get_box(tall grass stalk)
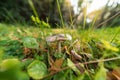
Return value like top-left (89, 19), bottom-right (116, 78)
top-left (88, 12), bottom-right (100, 32)
top-left (56, 0), bottom-right (64, 28)
top-left (83, 0), bottom-right (88, 30)
top-left (28, 0), bottom-right (39, 18)
top-left (110, 28), bottom-right (120, 43)
top-left (69, 7), bottom-right (74, 29)
top-left (90, 15), bottom-right (99, 30)
top-left (28, 0), bottom-right (51, 29)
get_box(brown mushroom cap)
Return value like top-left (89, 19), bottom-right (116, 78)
top-left (46, 34), bottom-right (72, 42)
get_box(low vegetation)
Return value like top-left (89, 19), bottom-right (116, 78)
top-left (0, 23), bottom-right (120, 80)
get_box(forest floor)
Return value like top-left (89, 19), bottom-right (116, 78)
top-left (0, 23), bottom-right (120, 80)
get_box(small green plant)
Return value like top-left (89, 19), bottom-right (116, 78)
top-left (0, 59), bottom-right (29, 80)
top-left (28, 0), bottom-right (50, 28)
top-left (0, 23), bottom-right (120, 79)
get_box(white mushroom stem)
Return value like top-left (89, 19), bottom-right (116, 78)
top-left (58, 41), bottom-right (62, 53)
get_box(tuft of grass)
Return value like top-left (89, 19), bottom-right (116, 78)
top-left (56, 0), bottom-right (65, 28)
top-left (28, 0), bottom-right (39, 18)
top-left (110, 28), bottom-right (120, 43)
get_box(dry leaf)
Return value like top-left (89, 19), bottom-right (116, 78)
top-left (112, 68), bottom-right (120, 80)
top-left (64, 46), bottom-right (70, 54)
top-left (23, 47), bottom-right (31, 55)
top-left (49, 58), bottom-right (64, 73)
top-left (107, 68), bottom-right (120, 80)
top-left (54, 59), bottom-right (64, 69)
top-left (76, 63), bottom-right (85, 74)
top-left (71, 50), bottom-right (82, 61)
top-left (107, 71), bottom-right (117, 80)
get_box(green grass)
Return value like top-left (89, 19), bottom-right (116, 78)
top-left (0, 23), bottom-right (120, 40)
top-left (0, 23), bottom-right (120, 80)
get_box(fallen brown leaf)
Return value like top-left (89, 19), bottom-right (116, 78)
top-left (112, 68), bottom-right (120, 80)
top-left (49, 58), bottom-right (64, 73)
top-left (71, 50), bottom-right (82, 61)
top-left (23, 47), bottom-right (31, 55)
top-left (107, 71), bottom-right (117, 80)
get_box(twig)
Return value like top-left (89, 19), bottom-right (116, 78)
top-left (82, 57), bottom-right (120, 64)
top-left (42, 57), bottom-right (120, 79)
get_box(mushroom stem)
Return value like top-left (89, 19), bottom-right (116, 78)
top-left (58, 41), bottom-right (62, 54)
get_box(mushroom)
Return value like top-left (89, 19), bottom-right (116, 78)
top-left (46, 34), bottom-right (72, 53)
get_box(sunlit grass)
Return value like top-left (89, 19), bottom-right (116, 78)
top-left (0, 23), bottom-right (120, 42)
top-left (0, 23), bottom-right (120, 80)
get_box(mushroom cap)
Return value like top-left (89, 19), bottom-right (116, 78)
top-left (46, 34), bottom-right (72, 42)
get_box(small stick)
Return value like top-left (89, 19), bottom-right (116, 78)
top-left (41, 57), bottom-right (120, 79)
top-left (82, 57), bottom-right (120, 65)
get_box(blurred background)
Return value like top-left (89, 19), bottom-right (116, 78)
top-left (0, 0), bottom-right (120, 28)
